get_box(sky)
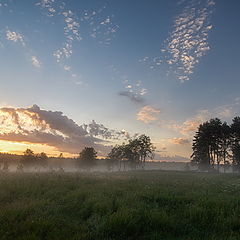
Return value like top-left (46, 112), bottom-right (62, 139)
top-left (0, 0), bottom-right (240, 160)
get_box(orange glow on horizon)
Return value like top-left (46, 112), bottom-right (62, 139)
top-left (0, 140), bottom-right (76, 158)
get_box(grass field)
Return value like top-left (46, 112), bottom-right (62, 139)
top-left (0, 170), bottom-right (240, 240)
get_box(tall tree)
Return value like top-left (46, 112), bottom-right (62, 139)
top-left (135, 134), bottom-right (155, 168)
top-left (192, 118), bottom-right (232, 172)
top-left (230, 117), bottom-right (240, 171)
top-left (219, 122), bottom-right (231, 172)
top-left (191, 118), bottom-right (223, 171)
top-left (191, 123), bottom-right (211, 170)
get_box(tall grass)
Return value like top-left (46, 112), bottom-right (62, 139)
top-left (0, 171), bottom-right (240, 239)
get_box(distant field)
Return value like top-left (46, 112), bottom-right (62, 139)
top-left (0, 171), bottom-right (240, 240)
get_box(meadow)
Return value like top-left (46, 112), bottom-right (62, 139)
top-left (0, 170), bottom-right (240, 240)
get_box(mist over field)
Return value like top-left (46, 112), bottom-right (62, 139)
top-left (1, 0), bottom-right (240, 239)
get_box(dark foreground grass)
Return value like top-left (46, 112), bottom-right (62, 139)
top-left (0, 171), bottom-right (240, 240)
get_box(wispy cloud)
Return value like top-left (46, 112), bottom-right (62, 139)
top-left (109, 65), bottom-right (148, 104)
top-left (31, 56), bottom-right (42, 68)
top-left (164, 0), bottom-right (215, 82)
top-left (36, 0), bottom-right (83, 81)
top-left (5, 29), bottom-right (43, 69)
top-left (83, 120), bottom-right (131, 140)
top-left (140, 0), bottom-right (215, 82)
top-left (36, 0), bottom-right (56, 17)
top-left (36, 1), bottom-right (119, 82)
top-left (119, 80), bottom-right (147, 103)
top-left (63, 65), bottom-right (71, 71)
top-left (169, 109), bottom-right (210, 137)
top-left (53, 9), bottom-right (82, 63)
top-left (82, 7), bottom-right (119, 45)
top-left (169, 103), bottom-right (236, 137)
top-left (0, 2), bottom-right (8, 8)
top-left (119, 91), bottom-right (145, 104)
top-left (169, 137), bottom-right (190, 145)
top-left (154, 153), bottom-right (190, 162)
top-left (137, 106), bottom-right (160, 124)
top-left (215, 105), bottom-right (233, 119)
top-left (6, 30), bottom-right (25, 46)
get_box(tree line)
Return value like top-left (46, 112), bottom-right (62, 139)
top-left (0, 134), bottom-right (155, 172)
top-left (191, 117), bottom-right (240, 172)
top-left (77, 134), bottom-right (155, 170)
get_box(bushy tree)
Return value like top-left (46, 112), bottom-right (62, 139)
top-left (108, 134), bottom-right (155, 170)
top-left (134, 134), bottom-right (155, 168)
top-left (107, 144), bottom-right (125, 170)
top-left (21, 149), bottom-right (35, 167)
top-left (78, 147), bottom-right (97, 170)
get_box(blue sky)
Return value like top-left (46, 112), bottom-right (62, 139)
top-left (0, 0), bottom-right (240, 160)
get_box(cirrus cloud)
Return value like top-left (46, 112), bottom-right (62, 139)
top-left (140, 0), bottom-right (215, 82)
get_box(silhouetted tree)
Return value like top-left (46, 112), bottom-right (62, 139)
top-left (191, 119), bottom-right (224, 171)
top-left (108, 135), bottom-right (155, 170)
top-left (192, 118), bottom-right (232, 172)
top-left (219, 122), bottom-right (231, 172)
top-left (21, 149), bottom-right (35, 168)
top-left (134, 134), bottom-right (155, 168)
top-left (78, 147), bottom-right (97, 170)
top-left (107, 144), bottom-right (126, 170)
top-left (20, 149), bottom-right (48, 169)
top-left (231, 117), bottom-right (240, 172)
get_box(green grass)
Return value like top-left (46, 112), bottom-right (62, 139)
top-left (1, 170), bottom-right (240, 240)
